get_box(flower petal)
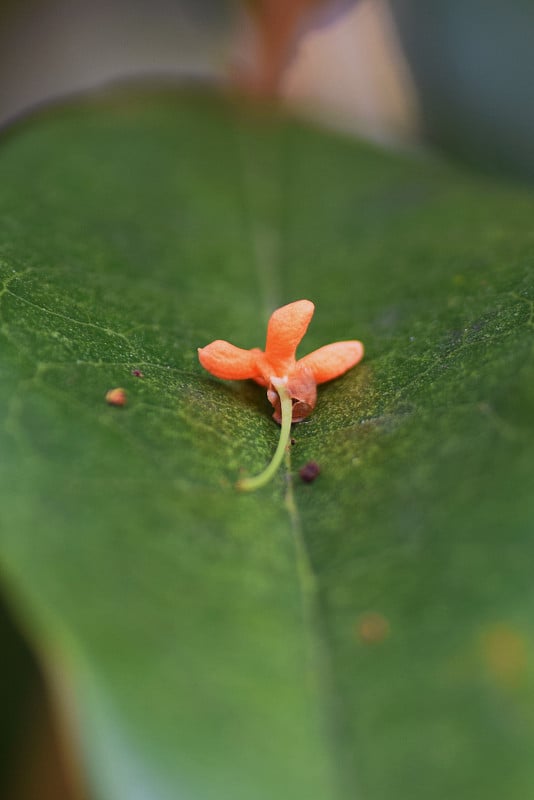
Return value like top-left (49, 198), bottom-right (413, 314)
top-left (298, 340), bottom-right (364, 384)
top-left (198, 341), bottom-right (262, 380)
top-left (264, 299), bottom-right (315, 371)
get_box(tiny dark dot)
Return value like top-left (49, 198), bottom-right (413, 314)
top-left (291, 438), bottom-right (297, 446)
top-left (299, 461), bottom-right (320, 483)
top-left (131, 369), bottom-right (144, 378)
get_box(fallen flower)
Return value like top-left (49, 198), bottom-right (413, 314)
top-left (198, 300), bottom-right (363, 490)
top-left (199, 300), bottom-right (363, 421)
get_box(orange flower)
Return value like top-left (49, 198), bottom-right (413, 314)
top-left (198, 300), bottom-right (364, 423)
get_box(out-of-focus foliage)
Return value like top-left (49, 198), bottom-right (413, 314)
top-left (390, 0), bottom-right (534, 179)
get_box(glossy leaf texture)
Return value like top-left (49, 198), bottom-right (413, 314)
top-left (0, 89), bottom-right (533, 800)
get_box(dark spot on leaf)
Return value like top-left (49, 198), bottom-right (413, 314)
top-left (131, 369), bottom-right (144, 378)
top-left (299, 461), bottom-right (320, 483)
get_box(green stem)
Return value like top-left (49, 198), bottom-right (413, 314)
top-left (237, 378), bottom-right (292, 492)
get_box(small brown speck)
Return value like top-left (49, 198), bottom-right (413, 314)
top-left (131, 369), bottom-right (144, 378)
top-left (299, 461), bottom-right (320, 483)
top-left (357, 612), bottom-right (390, 644)
top-left (106, 387), bottom-right (127, 407)
top-left (291, 437), bottom-right (297, 446)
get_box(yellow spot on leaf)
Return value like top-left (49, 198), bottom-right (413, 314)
top-left (480, 624), bottom-right (528, 688)
top-left (356, 611), bottom-right (390, 644)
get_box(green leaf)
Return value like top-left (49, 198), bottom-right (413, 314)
top-left (0, 89), bottom-right (533, 800)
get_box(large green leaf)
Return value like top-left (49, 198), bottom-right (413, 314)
top-left (0, 89), bottom-right (533, 800)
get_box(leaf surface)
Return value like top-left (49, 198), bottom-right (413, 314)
top-left (0, 89), bottom-right (533, 800)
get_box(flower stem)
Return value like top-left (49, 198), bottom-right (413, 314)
top-left (237, 378), bottom-right (292, 492)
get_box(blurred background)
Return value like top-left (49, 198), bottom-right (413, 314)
top-left (1, 1), bottom-right (533, 797)
top-left (0, 0), bottom-right (418, 144)
top-left (2, 0), bottom-right (534, 175)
